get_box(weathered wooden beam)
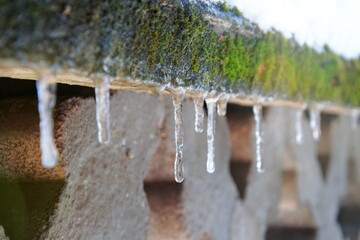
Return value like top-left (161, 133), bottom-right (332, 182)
top-left (1, 0), bottom-right (359, 106)
top-left (0, 60), bottom-right (356, 116)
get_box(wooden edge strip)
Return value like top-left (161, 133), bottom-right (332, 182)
top-left (0, 59), bottom-right (356, 116)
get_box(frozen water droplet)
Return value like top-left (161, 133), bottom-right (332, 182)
top-left (351, 109), bottom-right (359, 130)
top-left (253, 104), bottom-right (265, 173)
top-left (95, 77), bottom-right (111, 144)
top-left (295, 108), bottom-right (304, 145)
top-left (172, 89), bottom-right (186, 183)
top-left (193, 94), bottom-right (206, 133)
top-left (205, 97), bottom-right (217, 174)
top-left (36, 71), bottom-right (58, 168)
top-left (217, 94), bottom-right (229, 116)
top-left (309, 104), bottom-right (321, 141)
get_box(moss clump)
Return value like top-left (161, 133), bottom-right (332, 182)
top-left (231, 7), bottom-right (243, 17)
top-left (217, 1), bottom-right (231, 12)
top-left (0, 0), bottom-right (359, 105)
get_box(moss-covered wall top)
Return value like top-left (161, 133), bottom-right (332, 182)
top-left (0, 0), bottom-right (359, 105)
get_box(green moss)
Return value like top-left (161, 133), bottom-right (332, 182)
top-left (217, 1), bottom-right (230, 11)
top-left (0, 0), bottom-right (359, 105)
top-left (231, 7), bottom-right (243, 17)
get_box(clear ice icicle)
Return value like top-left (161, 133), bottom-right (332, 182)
top-left (309, 105), bottom-right (321, 141)
top-left (172, 89), bottom-right (186, 183)
top-left (95, 77), bottom-right (111, 144)
top-left (193, 94), bottom-right (205, 133)
top-left (253, 104), bottom-right (265, 173)
top-left (217, 94), bottom-right (229, 116)
top-left (351, 109), bottom-right (359, 130)
top-left (36, 72), bottom-right (58, 168)
top-left (205, 97), bottom-right (217, 173)
top-left (295, 109), bottom-right (304, 145)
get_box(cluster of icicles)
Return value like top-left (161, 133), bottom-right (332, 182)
top-left (36, 76), bottom-right (360, 183)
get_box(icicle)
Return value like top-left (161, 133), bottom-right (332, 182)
top-left (351, 109), bottom-right (359, 130)
top-left (253, 104), bottom-right (265, 173)
top-left (95, 77), bottom-right (111, 144)
top-left (193, 94), bottom-right (206, 133)
top-left (205, 97), bottom-right (217, 173)
top-left (295, 108), bottom-right (304, 145)
top-left (36, 71), bottom-right (58, 168)
top-left (309, 104), bottom-right (321, 141)
top-left (172, 89), bottom-right (186, 183)
top-left (217, 94), bottom-right (230, 116)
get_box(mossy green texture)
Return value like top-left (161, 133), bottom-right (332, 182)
top-left (0, 0), bottom-right (359, 105)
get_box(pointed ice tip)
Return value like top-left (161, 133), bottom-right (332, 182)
top-left (175, 176), bottom-right (184, 183)
top-left (206, 161), bottom-right (215, 174)
top-left (313, 130), bottom-right (320, 141)
top-left (98, 133), bottom-right (110, 144)
top-left (174, 165), bottom-right (184, 183)
top-left (296, 138), bottom-right (303, 145)
top-left (195, 128), bottom-right (203, 133)
top-left (256, 162), bottom-right (265, 173)
top-left (42, 161), bottom-right (57, 169)
top-left (41, 150), bottom-right (58, 169)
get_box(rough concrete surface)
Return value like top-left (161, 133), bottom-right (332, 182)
top-left (44, 92), bottom-right (163, 239)
top-left (244, 107), bottom-right (289, 236)
top-left (145, 97), bottom-right (238, 240)
top-left (34, 91), bottom-right (237, 240)
top-left (181, 101), bottom-right (237, 240)
top-left (1, 83), bottom-right (359, 239)
top-left (231, 201), bottom-right (262, 240)
top-left (231, 107), bottom-right (317, 239)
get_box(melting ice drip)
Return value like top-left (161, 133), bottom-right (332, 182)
top-left (172, 90), bottom-right (186, 183)
top-left (217, 94), bottom-right (229, 116)
top-left (36, 72), bottom-right (58, 168)
top-left (351, 109), bottom-right (359, 130)
top-left (309, 105), bottom-right (321, 141)
top-left (205, 97), bottom-right (217, 174)
top-left (95, 77), bottom-right (111, 144)
top-left (193, 94), bottom-right (206, 133)
top-left (253, 104), bottom-right (265, 173)
top-left (295, 108), bottom-right (305, 145)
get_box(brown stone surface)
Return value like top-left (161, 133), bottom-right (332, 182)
top-left (144, 95), bottom-right (174, 182)
top-left (227, 104), bottom-right (253, 163)
top-left (0, 99), bottom-right (65, 181)
top-left (145, 182), bottom-right (187, 240)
